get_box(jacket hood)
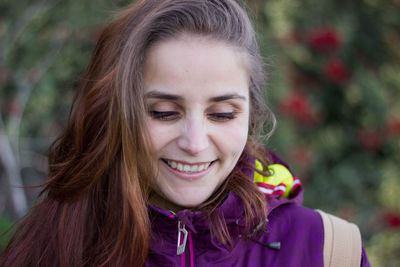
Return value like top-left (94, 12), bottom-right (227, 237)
top-left (264, 150), bottom-right (304, 212)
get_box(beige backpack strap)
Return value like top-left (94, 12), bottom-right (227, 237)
top-left (316, 210), bottom-right (362, 267)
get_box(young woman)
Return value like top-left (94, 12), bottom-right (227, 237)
top-left (1, 0), bottom-right (370, 266)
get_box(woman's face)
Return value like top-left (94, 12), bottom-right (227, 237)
top-left (143, 36), bottom-right (250, 211)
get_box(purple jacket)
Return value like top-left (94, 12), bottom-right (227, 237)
top-left (145, 153), bottom-right (371, 267)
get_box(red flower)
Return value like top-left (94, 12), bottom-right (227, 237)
top-left (307, 27), bottom-right (342, 53)
top-left (386, 119), bottom-right (400, 138)
top-left (357, 128), bottom-right (384, 152)
top-left (279, 91), bottom-right (320, 126)
top-left (323, 59), bottom-right (350, 85)
top-left (382, 211), bottom-right (400, 229)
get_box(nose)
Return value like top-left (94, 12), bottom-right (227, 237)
top-left (177, 116), bottom-right (210, 155)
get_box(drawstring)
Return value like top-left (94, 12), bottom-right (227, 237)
top-left (239, 219), bottom-right (281, 250)
top-left (248, 236), bottom-right (281, 250)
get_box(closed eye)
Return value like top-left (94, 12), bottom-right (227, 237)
top-left (149, 111), bottom-right (180, 121)
top-left (208, 112), bottom-right (236, 122)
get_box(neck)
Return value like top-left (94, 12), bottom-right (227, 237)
top-left (149, 190), bottom-right (187, 213)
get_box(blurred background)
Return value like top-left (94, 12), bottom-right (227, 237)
top-left (0, 0), bottom-right (399, 265)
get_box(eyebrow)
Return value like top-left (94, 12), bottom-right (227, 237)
top-left (208, 94), bottom-right (247, 102)
top-left (145, 91), bottom-right (247, 102)
top-left (145, 91), bottom-right (183, 101)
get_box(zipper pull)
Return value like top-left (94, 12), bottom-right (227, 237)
top-left (177, 221), bottom-right (188, 255)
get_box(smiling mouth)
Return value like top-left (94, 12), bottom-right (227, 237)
top-left (162, 159), bottom-right (216, 173)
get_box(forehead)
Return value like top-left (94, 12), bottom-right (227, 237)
top-left (145, 34), bottom-right (249, 70)
top-left (143, 35), bottom-right (250, 98)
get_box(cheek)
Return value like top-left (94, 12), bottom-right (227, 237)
top-left (146, 120), bottom-right (172, 151)
top-left (214, 118), bottom-right (249, 157)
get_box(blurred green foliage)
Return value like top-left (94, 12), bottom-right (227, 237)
top-left (1, 0), bottom-right (399, 265)
top-left (0, 216), bottom-right (13, 251)
top-left (251, 0), bottom-right (400, 265)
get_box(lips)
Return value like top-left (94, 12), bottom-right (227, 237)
top-left (163, 159), bottom-right (214, 174)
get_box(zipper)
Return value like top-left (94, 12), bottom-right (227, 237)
top-left (187, 230), bottom-right (194, 267)
top-left (177, 221), bottom-right (188, 255)
top-left (177, 221), bottom-right (194, 267)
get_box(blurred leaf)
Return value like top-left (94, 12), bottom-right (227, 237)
top-left (0, 216), bottom-right (14, 250)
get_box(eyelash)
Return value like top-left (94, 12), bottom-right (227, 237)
top-left (149, 111), bottom-right (236, 122)
top-left (208, 112), bottom-right (236, 121)
top-left (149, 111), bottom-right (180, 121)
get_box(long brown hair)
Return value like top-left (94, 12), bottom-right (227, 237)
top-left (0, 0), bottom-right (275, 266)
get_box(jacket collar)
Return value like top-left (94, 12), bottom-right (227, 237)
top-left (148, 192), bottom-right (245, 234)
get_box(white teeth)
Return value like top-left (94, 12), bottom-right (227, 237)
top-left (170, 161), bottom-right (177, 168)
top-left (177, 163), bottom-right (183, 171)
top-left (166, 160), bottom-right (212, 173)
top-left (190, 165), bottom-right (198, 172)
